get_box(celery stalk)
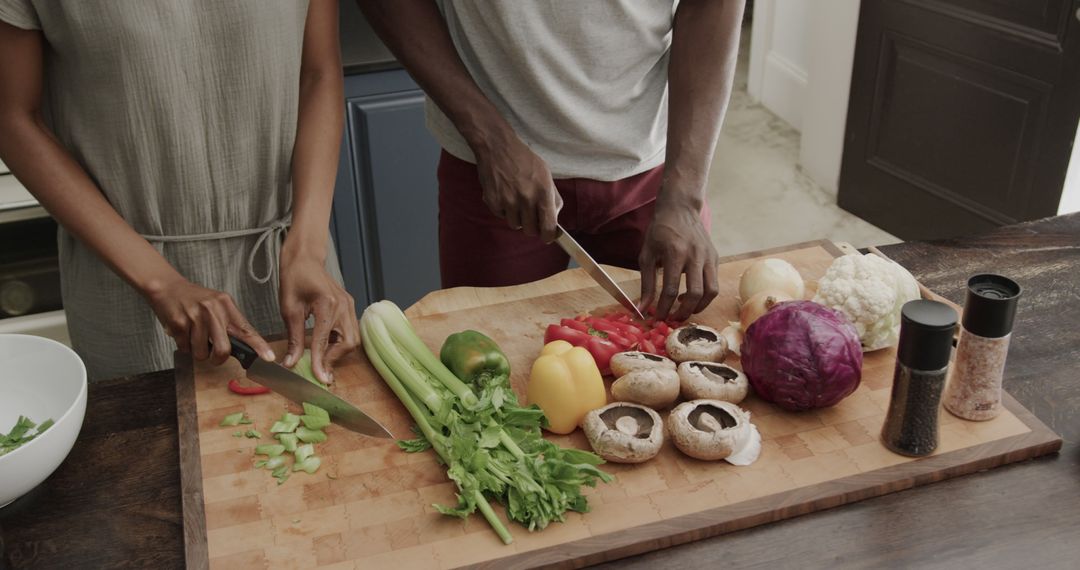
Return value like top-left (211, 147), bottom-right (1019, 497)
top-left (361, 308), bottom-right (513, 545)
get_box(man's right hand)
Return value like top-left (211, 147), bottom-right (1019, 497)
top-left (145, 277), bottom-right (275, 365)
top-left (473, 134), bottom-right (563, 243)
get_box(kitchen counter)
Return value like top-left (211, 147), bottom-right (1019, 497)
top-left (2, 213), bottom-right (1079, 568)
top-left (339, 2), bottom-right (399, 75)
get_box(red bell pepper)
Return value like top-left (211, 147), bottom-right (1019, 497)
top-left (228, 378), bottom-right (270, 396)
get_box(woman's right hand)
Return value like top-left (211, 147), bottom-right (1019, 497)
top-left (145, 277), bottom-right (276, 365)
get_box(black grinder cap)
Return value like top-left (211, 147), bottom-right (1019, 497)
top-left (962, 274), bottom-right (1021, 338)
top-left (897, 300), bottom-right (958, 371)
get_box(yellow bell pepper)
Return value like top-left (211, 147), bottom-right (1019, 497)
top-left (527, 340), bottom-right (607, 434)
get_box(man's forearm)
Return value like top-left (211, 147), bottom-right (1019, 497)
top-left (662, 0), bottom-right (745, 210)
top-left (355, 0), bottom-right (513, 151)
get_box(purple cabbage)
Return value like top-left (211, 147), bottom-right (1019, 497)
top-left (741, 300), bottom-right (862, 411)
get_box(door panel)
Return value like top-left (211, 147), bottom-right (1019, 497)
top-left (911, 0), bottom-right (1071, 42)
top-left (839, 0), bottom-right (1080, 240)
top-left (348, 91), bottom-right (441, 308)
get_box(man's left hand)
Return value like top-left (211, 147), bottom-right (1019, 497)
top-left (638, 197), bottom-right (719, 321)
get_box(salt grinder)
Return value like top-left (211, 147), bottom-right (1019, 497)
top-left (881, 300), bottom-right (958, 457)
top-left (944, 274), bottom-right (1021, 421)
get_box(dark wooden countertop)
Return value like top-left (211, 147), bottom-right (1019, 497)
top-left (2, 213), bottom-right (1078, 569)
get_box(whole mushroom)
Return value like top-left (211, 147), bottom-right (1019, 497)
top-left (665, 325), bottom-right (727, 363)
top-left (611, 367), bottom-right (680, 409)
top-left (667, 399), bottom-right (760, 464)
top-left (678, 361), bottom-right (749, 404)
top-left (582, 402), bottom-right (664, 463)
top-left (610, 351), bottom-right (676, 378)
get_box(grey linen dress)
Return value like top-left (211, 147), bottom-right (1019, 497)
top-left (0, 0), bottom-right (342, 380)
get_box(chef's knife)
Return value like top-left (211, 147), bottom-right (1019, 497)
top-left (553, 224), bottom-right (646, 320)
top-left (227, 337), bottom-right (393, 438)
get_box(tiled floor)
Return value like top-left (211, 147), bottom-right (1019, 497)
top-left (705, 28), bottom-right (898, 257)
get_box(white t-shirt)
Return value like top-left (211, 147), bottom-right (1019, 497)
top-left (428, 0), bottom-right (676, 181)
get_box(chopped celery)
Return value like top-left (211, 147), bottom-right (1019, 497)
top-left (219, 412), bottom-right (246, 427)
top-left (276, 433), bottom-right (299, 452)
top-left (232, 431), bottom-right (244, 438)
top-left (303, 402), bottom-right (330, 420)
top-left (270, 413), bottom-right (300, 434)
top-left (294, 443), bottom-right (315, 463)
top-left (300, 414), bottom-right (330, 430)
top-left (265, 456), bottom-right (287, 471)
top-left (0, 415), bottom-right (54, 457)
top-left (244, 430), bottom-right (262, 439)
top-left (255, 444), bottom-right (285, 457)
top-left (295, 426), bottom-right (327, 443)
top-left (238, 417), bottom-right (253, 425)
top-left (254, 460), bottom-right (268, 468)
top-left (301, 402), bottom-right (331, 430)
top-left (293, 456), bottom-right (322, 474)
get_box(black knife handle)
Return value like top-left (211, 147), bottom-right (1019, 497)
top-left (227, 336), bottom-right (259, 369)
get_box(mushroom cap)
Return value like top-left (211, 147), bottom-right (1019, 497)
top-left (611, 367), bottom-right (680, 409)
top-left (677, 361), bottom-right (749, 404)
top-left (665, 325), bottom-right (728, 363)
top-left (667, 399), bottom-right (752, 461)
top-left (610, 351), bottom-right (676, 378)
top-left (582, 402), bottom-right (664, 463)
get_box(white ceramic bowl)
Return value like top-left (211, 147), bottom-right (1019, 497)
top-left (0, 334), bottom-right (87, 508)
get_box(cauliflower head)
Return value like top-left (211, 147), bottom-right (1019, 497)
top-left (812, 254), bottom-right (920, 351)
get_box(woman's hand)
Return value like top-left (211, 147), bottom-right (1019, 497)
top-left (145, 277), bottom-right (276, 365)
top-left (279, 255), bottom-right (359, 384)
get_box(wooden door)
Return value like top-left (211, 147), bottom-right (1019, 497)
top-left (838, 0), bottom-right (1080, 240)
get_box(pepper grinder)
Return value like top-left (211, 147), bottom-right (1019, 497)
top-left (881, 300), bottom-right (958, 457)
top-left (944, 274), bottom-right (1021, 421)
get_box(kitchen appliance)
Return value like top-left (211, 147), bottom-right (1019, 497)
top-left (0, 168), bottom-right (68, 346)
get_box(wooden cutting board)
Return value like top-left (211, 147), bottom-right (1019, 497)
top-left (175, 240), bottom-right (1061, 569)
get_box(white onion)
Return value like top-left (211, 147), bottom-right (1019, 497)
top-left (739, 291), bottom-right (793, 331)
top-left (739, 258), bottom-right (805, 303)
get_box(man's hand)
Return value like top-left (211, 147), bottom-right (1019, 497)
top-left (146, 278), bottom-right (275, 365)
top-left (474, 133), bottom-right (563, 243)
top-left (638, 197), bottom-right (719, 321)
top-left (279, 256), bottom-right (359, 384)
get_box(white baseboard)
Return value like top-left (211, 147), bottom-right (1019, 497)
top-left (760, 52), bottom-right (807, 131)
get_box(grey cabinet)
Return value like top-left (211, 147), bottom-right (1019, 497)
top-left (331, 70), bottom-right (442, 310)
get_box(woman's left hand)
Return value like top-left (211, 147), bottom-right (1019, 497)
top-left (279, 254), bottom-right (359, 384)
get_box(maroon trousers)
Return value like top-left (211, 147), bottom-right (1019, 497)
top-left (437, 151), bottom-right (712, 288)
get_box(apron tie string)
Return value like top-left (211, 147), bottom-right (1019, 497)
top-left (140, 217), bottom-right (291, 284)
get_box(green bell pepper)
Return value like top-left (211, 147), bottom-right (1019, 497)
top-left (439, 330), bottom-right (511, 384)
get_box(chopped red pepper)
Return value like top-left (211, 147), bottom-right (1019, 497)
top-left (228, 378), bottom-right (270, 396)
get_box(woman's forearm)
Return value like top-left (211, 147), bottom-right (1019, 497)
top-left (284, 0), bottom-right (345, 264)
top-left (285, 68), bottom-right (344, 263)
top-left (0, 24), bottom-right (183, 297)
top-left (0, 118), bottom-right (183, 299)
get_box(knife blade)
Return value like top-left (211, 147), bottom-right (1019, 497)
top-left (554, 224), bottom-right (646, 320)
top-left (227, 337), bottom-right (393, 438)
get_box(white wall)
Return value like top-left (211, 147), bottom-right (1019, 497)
top-left (749, 0), bottom-right (861, 196)
top-left (748, 0), bottom-right (809, 130)
top-left (1059, 120), bottom-right (1080, 215)
top-left (800, 1), bottom-right (861, 196)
